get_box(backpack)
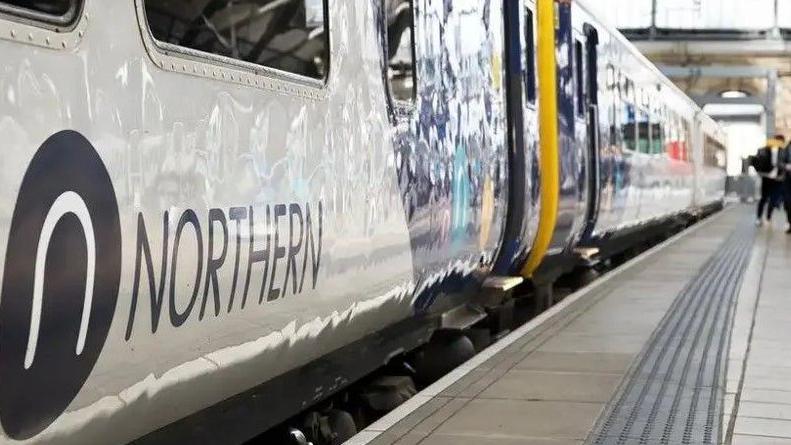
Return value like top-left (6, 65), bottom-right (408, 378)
top-left (752, 147), bottom-right (774, 174)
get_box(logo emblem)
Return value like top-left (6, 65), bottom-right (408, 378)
top-left (0, 131), bottom-right (121, 439)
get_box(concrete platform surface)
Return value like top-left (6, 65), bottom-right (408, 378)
top-left (344, 205), bottom-right (791, 445)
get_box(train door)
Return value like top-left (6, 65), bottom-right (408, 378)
top-left (550, 0), bottom-right (580, 252)
top-left (580, 24), bottom-right (600, 240)
top-left (494, 0), bottom-right (540, 275)
top-left (570, 32), bottom-right (589, 244)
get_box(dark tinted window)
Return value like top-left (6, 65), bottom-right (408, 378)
top-left (704, 136), bottom-right (726, 169)
top-left (584, 24), bottom-right (598, 106)
top-left (144, 0), bottom-right (329, 80)
top-left (575, 40), bottom-right (584, 116)
top-left (524, 7), bottom-right (536, 103)
top-left (0, 0), bottom-right (78, 22)
top-left (622, 81), bottom-right (637, 151)
top-left (636, 108), bottom-right (650, 153)
top-left (385, 0), bottom-right (416, 103)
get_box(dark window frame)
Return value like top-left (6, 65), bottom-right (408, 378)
top-left (583, 23), bottom-right (598, 106)
top-left (524, 5), bottom-right (537, 103)
top-left (140, 0), bottom-right (332, 85)
top-left (574, 39), bottom-right (584, 117)
top-left (383, 0), bottom-right (418, 108)
top-left (0, 0), bottom-right (81, 28)
top-left (622, 78), bottom-right (638, 152)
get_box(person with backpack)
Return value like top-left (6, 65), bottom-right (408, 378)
top-left (752, 134), bottom-right (786, 226)
top-left (777, 139), bottom-right (791, 233)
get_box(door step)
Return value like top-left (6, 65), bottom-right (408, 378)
top-left (440, 304), bottom-right (487, 331)
top-left (483, 276), bottom-right (524, 291)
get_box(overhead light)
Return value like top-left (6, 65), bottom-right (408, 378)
top-left (703, 103), bottom-right (763, 116)
top-left (720, 90), bottom-right (749, 99)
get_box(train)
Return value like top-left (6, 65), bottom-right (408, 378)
top-left (0, 0), bottom-right (725, 443)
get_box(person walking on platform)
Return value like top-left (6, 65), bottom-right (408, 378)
top-left (752, 135), bottom-right (786, 226)
top-left (779, 141), bottom-right (791, 233)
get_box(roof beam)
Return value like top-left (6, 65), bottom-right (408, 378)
top-left (659, 65), bottom-right (771, 79)
top-left (634, 39), bottom-right (791, 57)
top-left (692, 94), bottom-right (768, 107)
top-left (707, 114), bottom-right (763, 124)
top-left (658, 66), bottom-right (778, 136)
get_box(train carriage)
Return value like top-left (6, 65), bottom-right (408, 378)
top-left (0, 0), bottom-right (512, 443)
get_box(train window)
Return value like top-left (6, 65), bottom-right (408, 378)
top-left (649, 106), bottom-right (661, 155)
top-left (704, 136), bottom-right (725, 169)
top-left (143, 0), bottom-right (329, 80)
top-left (524, 7), bottom-right (536, 103)
top-left (715, 143), bottom-right (727, 169)
top-left (652, 122), bottom-right (663, 155)
top-left (668, 114), bottom-right (677, 159)
top-left (624, 78), bottom-right (633, 103)
top-left (623, 111), bottom-right (636, 151)
top-left (385, 0), bottom-right (416, 103)
top-left (623, 122), bottom-right (636, 152)
top-left (637, 108), bottom-right (650, 153)
top-left (660, 109), bottom-right (671, 156)
top-left (608, 67), bottom-right (618, 144)
top-left (621, 79), bottom-right (637, 151)
top-left (0, 0), bottom-right (80, 24)
top-left (681, 119), bottom-right (691, 161)
top-left (607, 66), bottom-right (618, 143)
top-left (606, 65), bottom-right (616, 90)
top-left (574, 40), bottom-right (584, 116)
top-left (584, 24), bottom-right (599, 106)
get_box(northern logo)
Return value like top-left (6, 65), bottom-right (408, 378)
top-left (0, 131), bottom-right (121, 439)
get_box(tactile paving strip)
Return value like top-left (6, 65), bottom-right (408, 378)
top-left (587, 220), bottom-right (756, 445)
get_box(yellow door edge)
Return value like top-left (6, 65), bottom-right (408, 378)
top-left (521, 0), bottom-right (560, 278)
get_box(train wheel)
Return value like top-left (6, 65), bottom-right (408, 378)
top-left (327, 409), bottom-right (357, 445)
top-left (413, 333), bottom-right (475, 386)
top-left (287, 428), bottom-right (311, 445)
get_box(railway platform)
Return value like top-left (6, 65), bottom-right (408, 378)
top-left (346, 205), bottom-right (791, 445)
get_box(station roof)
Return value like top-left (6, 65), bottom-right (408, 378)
top-left (589, 0), bottom-right (791, 132)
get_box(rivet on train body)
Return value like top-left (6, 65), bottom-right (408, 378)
top-left (124, 202), bottom-right (323, 339)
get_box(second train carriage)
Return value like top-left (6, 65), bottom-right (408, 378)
top-left (571, 0), bottom-right (727, 252)
top-left (0, 0), bottom-right (726, 443)
top-left (497, 0), bottom-right (727, 286)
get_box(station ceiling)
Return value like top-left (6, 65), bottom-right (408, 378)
top-left (596, 0), bottom-right (791, 134)
top-left (637, 48), bottom-right (791, 130)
